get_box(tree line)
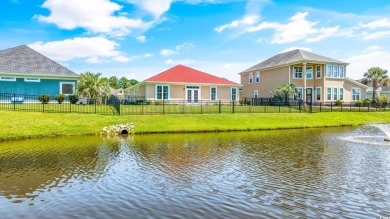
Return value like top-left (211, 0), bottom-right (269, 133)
top-left (76, 71), bottom-right (138, 100)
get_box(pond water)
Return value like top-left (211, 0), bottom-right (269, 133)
top-left (0, 126), bottom-right (390, 218)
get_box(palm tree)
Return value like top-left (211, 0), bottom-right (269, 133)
top-left (76, 72), bottom-right (111, 102)
top-left (274, 84), bottom-right (297, 103)
top-left (361, 67), bottom-right (389, 100)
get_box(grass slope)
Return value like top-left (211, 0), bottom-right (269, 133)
top-left (1, 111), bottom-right (390, 141)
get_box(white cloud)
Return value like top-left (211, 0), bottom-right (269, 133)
top-left (362, 30), bottom-right (390, 40)
top-left (28, 37), bottom-right (131, 63)
top-left (359, 19), bottom-right (390, 29)
top-left (160, 42), bottom-right (194, 56)
top-left (36, 0), bottom-right (151, 37)
top-left (215, 15), bottom-right (260, 32)
top-left (128, 0), bottom-right (173, 19)
top-left (144, 53), bottom-right (153, 57)
top-left (344, 46), bottom-right (390, 79)
top-left (281, 47), bottom-right (312, 53)
top-left (112, 55), bottom-right (135, 62)
top-left (136, 35), bottom-right (146, 43)
top-left (165, 59), bottom-right (195, 65)
top-left (160, 49), bottom-right (178, 56)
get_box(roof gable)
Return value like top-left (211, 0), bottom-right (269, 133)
top-left (145, 65), bottom-right (239, 85)
top-left (242, 49), bottom-right (348, 73)
top-left (0, 45), bottom-right (79, 77)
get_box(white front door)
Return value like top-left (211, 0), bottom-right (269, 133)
top-left (186, 86), bottom-right (200, 103)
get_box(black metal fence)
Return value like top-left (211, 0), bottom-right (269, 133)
top-left (0, 93), bottom-right (119, 115)
top-left (1, 93), bottom-right (388, 115)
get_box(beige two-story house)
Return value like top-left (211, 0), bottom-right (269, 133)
top-left (240, 49), bottom-right (367, 103)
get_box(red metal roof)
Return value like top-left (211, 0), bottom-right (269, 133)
top-left (145, 65), bottom-right (239, 85)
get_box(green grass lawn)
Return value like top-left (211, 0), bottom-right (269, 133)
top-left (1, 110), bottom-right (390, 141)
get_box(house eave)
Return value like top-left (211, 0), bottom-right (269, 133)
top-left (0, 72), bottom-right (79, 79)
top-left (143, 81), bottom-right (242, 86)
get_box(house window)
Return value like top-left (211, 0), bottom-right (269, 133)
top-left (60, 82), bottom-right (75, 95)
top-left (249, 73), bottom-right (253, 84)
top-left (327, 87), bottom-right (332, 101)
top-left (294, 67), bottom-right (303, 79)
top-left (156, 85), bottom-right (169, 100)
top-left (255, 71), bottom-right (260, 83)
top-left (24, 78), bottom-right (41, 82)
top-left (339, 88), bottom-right (344, 101)
top-left (333, 65), bottom-right (338, 78)
top-left (333, 87), bottom-right (338, 100)
top-left (339, 66), bottom-right (345, 78)
top-left (254, 90), bottom-right (258, 98)
top-left (316, 87), bottom-right (321, 101)
top-left (231, 88), bottom-right (238, 101)
top-left (316, 66), bottom-right (321, 78)
top-left (210, 87), bottom-right (217, 100)
top-left (306, 67), bottom-right (313, 79)
top-left (326, 65), bottom-right (332, 78)
top-left (352, 88), bottom-right (361, 101)
top-left (0, 76), bottom-right (16, 81)
top-left (295, 87), bottom-right (303, 100)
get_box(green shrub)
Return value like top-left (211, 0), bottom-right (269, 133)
top-left (378, 96), bottom-right (388, 107)
top-left (144, 100), bottom-right (151, 105)
top-left (154, 101), bottom-right (162, 105)
top-left (355, 100), bottom-right (363, 107)
top-left (335, 99), bottom-right (342, 106)
top-left (363, 98), bottom-right (372, 104)
top-left (69, 95), bottom-right (79, 104)
top-left (55, 94), bottom-right (65, 104)
top-left (38, 94), bottom-right (50, 104)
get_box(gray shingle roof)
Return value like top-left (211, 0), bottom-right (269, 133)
top-left (0, 45), bottom-right (79, 77)
top-left (242, 49), bottom-right (348, 73)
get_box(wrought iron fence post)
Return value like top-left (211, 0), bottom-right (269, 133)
top-left (13, 93), bottom-right (16, 111)
top-left (163, 99), bottom-right (165, 114)
top-left (320, 102), bottom-right (322, 112)
top-left (219, 100), bottom-right (221, 114)
top-left (331, 102), bottom-right (332, 112)
top-left (201, 100), bottom-right (203, 114)
top-left (70, 100), bottom-right (72, 113)
top-left (299, 101), bottom-right (301, 112)
top-left (310, 101), bottom-right (313, 113)
top-left (341, 102), bottom-right (343, 112)
top-left (350, 102), bottom-right (352, 112)
top-left (232, 100), bottom-right (235, 114)
top-left (43, 100), bottom-right (45, 113)
top-left (182, 100), bottom-right (184, 114)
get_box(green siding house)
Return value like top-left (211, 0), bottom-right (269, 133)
top-left (0, 45), bottom-right (79, 96)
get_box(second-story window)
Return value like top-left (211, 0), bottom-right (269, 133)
top-left (249, 73), bottom-right (253, 84)
top-left (316, 66), bottom-right (321, 78)
top-left (294, 67), bottom-right (303, 79)
top-left (339, 66), bottom-right (345, 78)
top-left (333, 65), bottom-right (339, 78)
top-left (326, 65), bottom-right (332, 78)
top-left (255, 71), bottom-right (260, 83)
top-left (306, 67), bottom-right (313, 79)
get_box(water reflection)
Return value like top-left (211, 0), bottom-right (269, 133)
top-left (0, 127), bottom-right (389, 218)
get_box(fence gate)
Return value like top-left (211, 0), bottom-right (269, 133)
top-left (107, 95), bottom-right (121, 115)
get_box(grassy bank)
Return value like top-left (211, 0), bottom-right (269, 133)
top-left (1, 111), bottom-right (390, 141)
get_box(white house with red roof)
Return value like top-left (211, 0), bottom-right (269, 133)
top-left (126, 65), bottom-right (241, 102)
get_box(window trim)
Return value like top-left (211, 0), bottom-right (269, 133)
top-left (0, 76), bottom-right (16, 81)
top-left (231, 87), bottom-right (238, 101)
top-left (24, 78), bottom-right (41, 82)
top-left (326, 64), bottom-right (332, 78)
top-left (315, 65), bottom-right (322, 79)
top-left (333, 87), bottom-right (338, 100)
top-left (306, 66), bottom-right (313, 79)
top-left (249, 73), bottom-right (253, 84)
top-left (339, 87), bottom-right (344, 101)
top-left (315, 86), bottom-right (322, 101)
top-left (210, 86), bottom-right (217, 101)
top-left (155, 84), bottom-right (170, 100)
top-left (255, 71), bottom-right (260, 83)
top-left (59, 82), bottom-right (75, 95)
top-left (295, 87), bottom-right (303, 100)
top-left (339, 66), bottom-right (345, 78)
top-left (293, 66), bottom-right (303, 79)
top-left (352, 87), bottom-right (361, 101)
top-left (326, 87), bottom-right (332, 101)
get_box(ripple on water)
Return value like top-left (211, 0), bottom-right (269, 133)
top-left (0, 128), bottom-right (390, 218)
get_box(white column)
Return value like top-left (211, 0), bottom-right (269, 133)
top-left (303, 63), bottom-right (307, 102)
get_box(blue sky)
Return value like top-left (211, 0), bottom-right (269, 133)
top-left (1, 0), bottom-right (390, 82)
